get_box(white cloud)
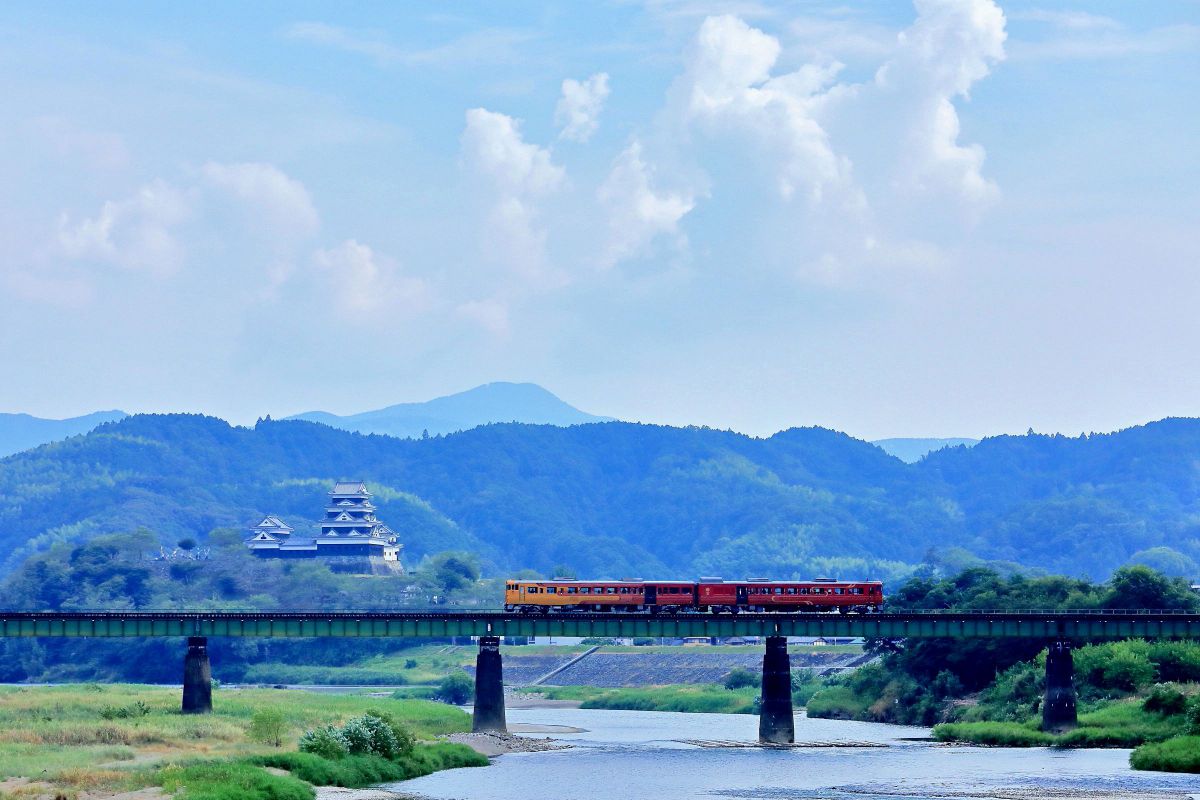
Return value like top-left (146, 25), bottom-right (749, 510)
top-left (461, 108), bottom-right (565, 280)
top-left (312, 239), bottom-right (426, 317)
top-left (876, 0), bottom-right (1006, 204)
top-left (678, 14), bottom-right (852, 203)
top-left (597, 141), bottom-right (695, 268)
top-left (202, 161), bottom-right (320, 237)
top-left (555, 73), bottom-right (611, 143)
top-left (58, 180), bottom-right (191, 275)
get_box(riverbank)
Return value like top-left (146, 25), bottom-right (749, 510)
top-left (0, 683), bottom-right (485, 798)
top-left (389, 707), bottom-right (1200, 800)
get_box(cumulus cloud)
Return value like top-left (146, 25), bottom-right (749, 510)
top-left (597, 141), bottom-right (695, 268)
top-left (555, 73), bottom-right (610, 142)
top-left (678, 14), bottom-right (853, 204)
top-left (875, 0), bottom-right (1006, 204)
top-left (58, 180), bottom-right (191, 275)
top-left (312, 239), bottom-right (426, 317)
top-left (202, 161), bottom-right (320, 237)
top-left (461, 108), bottom-right (565, 280)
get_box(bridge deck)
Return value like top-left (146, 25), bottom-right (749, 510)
top-left (2, 610), bottom-right (1199, 639)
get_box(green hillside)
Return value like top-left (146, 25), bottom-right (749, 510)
top-left (1, 414), bottom-right (1200, 581)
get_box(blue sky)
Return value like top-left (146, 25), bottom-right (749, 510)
top-left (0, 1), bottom-right (1197, 439)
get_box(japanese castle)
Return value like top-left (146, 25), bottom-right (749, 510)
top-left (246, 481), bottom-right (403, 573)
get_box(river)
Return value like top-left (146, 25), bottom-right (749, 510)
top-left (392, 709), bottom-right (1199, 800)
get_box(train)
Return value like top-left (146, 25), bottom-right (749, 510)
top-left (503, 577), bottom-right (884, 614)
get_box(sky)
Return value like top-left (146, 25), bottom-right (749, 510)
top-left (0, 1), bottom-right (1197, 440)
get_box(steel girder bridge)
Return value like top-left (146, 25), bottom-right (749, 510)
top-left (4, 609), bottom-right (1199, 743)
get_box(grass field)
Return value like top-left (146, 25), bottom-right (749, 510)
top-left (0, 683), bottom-right (483, 799)
top-left (932, 697), bottom-right (1191, 749)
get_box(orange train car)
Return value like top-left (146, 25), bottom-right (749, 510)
top-left (504, 577), bottom-right (883, 614)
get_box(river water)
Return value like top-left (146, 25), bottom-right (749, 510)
top-left (392, 709), bottom-right (1199, 800)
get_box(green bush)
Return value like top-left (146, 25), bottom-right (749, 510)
top-left (298, 725), bottom-right (349, 760)
top-left (257, 742), bottom-right (487, 786)
top-left (434, 672), bottom-right (474, 705)
top-left (1130, 735), bottom-right (1200, 773)
top-left (159, 761), bottom-right (314, 800)
top-left (249, 707), bottom-right (286, 747)
top-left (933, 722), bottom-right (1052, 746)
top-left (363, 709), bottom-right (416, 758)
top-left (804, 686), bottom-right (870, 720)
top-left (340, 714), bottom-right (400, 758)
top-left (723, 668), bottom-right (760, 690)
top-left (1143, 685), bottom-right (1187, 716)
top-left (1189, 696), bottom-right (1200, 734)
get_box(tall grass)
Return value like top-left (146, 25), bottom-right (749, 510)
top-left (0, 683), bottom-right (477, 796)
top-left (1130, 736), bottom-right (1200, 773)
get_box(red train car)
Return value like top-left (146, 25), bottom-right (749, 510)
top-left (505, 577), bottom-right (883, 614)
top-left (696, 578), bottom-right (883, 613)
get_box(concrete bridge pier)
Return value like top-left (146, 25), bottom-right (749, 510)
top-left (758, 635), bottom-right (794, 744)
top-left (182, 636), bottom-right (213, 714)
top-left (472, 635), bottom-right (507, 733)
top-left (1042, 639), bottom-right (1077, 731)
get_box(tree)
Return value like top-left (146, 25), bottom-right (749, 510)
top-left (249, 706), bottom-right (286, 747)
top-left (1105, 566), bottom-right (1199, 611)
top-left (177, 537), bottom-right (197, 551)
top-left (723, 667), bottom-right (760, 690)
top-left (435, 671), bottom-right (474, 705)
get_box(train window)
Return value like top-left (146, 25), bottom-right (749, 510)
top-left (852, 588), bottom-right (862, 595)
top-left (567, 587), bottom-right (577, 594)
top-left (774, 587), bottom-right (782, 595)
top-left (835, 588), bottom-right (844, 594)
top-left (619, 587), bottom-right (628, 594)
top-left (606, 587), bottom-right (616, 594)
top-left (579, 587), bottom-right (590, 594)
top-left (786, 587), bottom-right (796, 595)
top-left (547, 587), bottom-right (557, 594)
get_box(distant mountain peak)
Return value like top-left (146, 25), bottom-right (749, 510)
top-left (871, 437), bottom-right (979, 463)
top-left (287, 382), bottom-right (614, 439)
top-left (0, 410), bottom-right (128, 458)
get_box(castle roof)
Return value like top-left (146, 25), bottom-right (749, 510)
top-left (330, 481), bottom-right (369, 495)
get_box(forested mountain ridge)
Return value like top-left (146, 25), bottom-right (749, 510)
top-left (1, 414), bottom-right (1199, 581)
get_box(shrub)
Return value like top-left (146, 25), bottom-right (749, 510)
top-left (1143, 685), bottom-right (1187, 716)
top-left (632, 638), bottom-right (657, 646)
top-left (298, 725), bottom-right (348, 760)
top-left (158, 761), bottom-right (314, 800)
top-left (340, 714), bottom-right (400, 759)
top-left (723, 668), bottom-right (760, 690)
top-left (1130, 735), bottom-right (1200, 773)
top-left (434, 672), bottom-right (474, 705)
top-left (933, 722), bottom-right (1053, 747)
top-left (249, 707), bottom-right (286, 748)
top-left (1189, 697), bottom-right (1200, 735)
top-left (363, 709), bottom-right (416, 758)
top-left (404, 659), bottom-right (418, 669)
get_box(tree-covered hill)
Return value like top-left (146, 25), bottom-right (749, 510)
top-left (1, 413), bottom-right (1200, 580)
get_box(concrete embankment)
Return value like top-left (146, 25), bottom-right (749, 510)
top-left (466, 648), bottom-right (873, 688)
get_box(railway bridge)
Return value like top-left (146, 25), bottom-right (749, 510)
top-left (4, 609), bottom-right (1199, 743)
